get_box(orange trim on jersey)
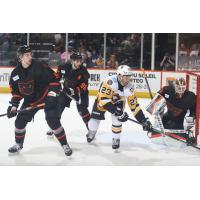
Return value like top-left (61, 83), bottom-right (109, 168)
top-left (48, 82), bottom-right (60, 86)
top-left (13, 94), bottom-right (23, 99)
top-left (30, 87), bottom-right (49, 106)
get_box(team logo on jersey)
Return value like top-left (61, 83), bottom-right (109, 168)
top-left (18, 80), bottom-right (34, 95)
top-left (13, 75), bottom-right (19, 81)
top-left (107, 79), bottom-right (113, 85)
top-left (165, 94), bottom-right (169, 98)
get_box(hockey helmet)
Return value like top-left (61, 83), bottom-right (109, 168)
top-left (117, 65), bottom-right (133, 76)
top-left (70, 52), bottom-right (83, 61)
top-left (17, 45), bottom-right (32, 61)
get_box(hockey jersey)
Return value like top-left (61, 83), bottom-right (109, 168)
top-left (96, 75), bottom-right (146, 122)
top-left (58, 62), bottom-right (90, 95)
top-left (158, 85), bottom-right (196, 122)
top-left (9, 60), bottom-right (61, 106)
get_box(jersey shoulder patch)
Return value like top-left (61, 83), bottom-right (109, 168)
top-left (12, 75), bottom-right (19, 81)
top-left (107, 79), bottom-right (113, 85)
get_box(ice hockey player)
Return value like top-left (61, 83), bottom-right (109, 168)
top-left (7, 45), bottom-right (72, 156)
top-left (46, 52), bottom-right (90, 136)
top-left (147, 77), bottom-right (196, 145)
top-left (86, 65), bottom-right (153, 149)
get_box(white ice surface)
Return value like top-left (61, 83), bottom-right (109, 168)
top-left (1, 94), bottom-right (200, 166)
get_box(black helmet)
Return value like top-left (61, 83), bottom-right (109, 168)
top-left (17, 45), bottom-right (32, 61)
top-left (70, 52), bottom-right (83, 61)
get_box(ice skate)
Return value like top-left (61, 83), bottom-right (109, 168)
top-left (46, 129), bottom-right (54, 137)
top-left (112, 138), bottom-right (120, 149)
top-left (86, 130), bottom-right (96, 143)
top-left (8, 143), bottom-right (23, 154)
top-left (62, 143), bottom-right (72, 156)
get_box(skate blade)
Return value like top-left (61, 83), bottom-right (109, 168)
top-left (8, 151), bottom-right (21, 156)
top-left (113, 149), bottom-right (120, 153)
top-left (47, 135), bottom-right (54, 139)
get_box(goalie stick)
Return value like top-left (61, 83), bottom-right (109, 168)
top-left (127, 117), bottom-right (163, 135)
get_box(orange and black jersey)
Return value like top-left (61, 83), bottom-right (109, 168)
top-left (9, 60), bottom-right (61, 106)
top-left (58, 63), bottom-right (90, 95)
top-left (159, 85), bottom-right (196, 121)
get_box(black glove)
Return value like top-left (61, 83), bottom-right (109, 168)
top-left (45, 96), bottom-right (57, 110)
top-left (141, 118), bottom-right (152, 132)
top-left (114, 108), bottom-right (129, 122)
top-left (64, 87), bottom-right (79, 102)
top-left (7, 102), bottom-right (19, 118)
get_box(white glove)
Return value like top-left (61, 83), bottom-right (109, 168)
top-left (185, 116), bottom-right (195, 130)
top-left (69, 88), bottom-right (75, 96)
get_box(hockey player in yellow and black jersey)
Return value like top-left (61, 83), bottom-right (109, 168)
top-left (86, 65), bottom-right (152, 149)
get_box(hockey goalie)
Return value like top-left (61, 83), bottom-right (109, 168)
top-left (146, 77), bottom-right (196, 145)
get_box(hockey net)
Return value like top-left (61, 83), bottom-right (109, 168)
top-left (186, 72), bottom-right (200, 145)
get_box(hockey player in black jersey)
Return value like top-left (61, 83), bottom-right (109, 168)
top-left (7, 45), bottom-right (72, 156)
top-left (147, 77), bottom-right (196, 144)
top-left (46, 52), bottom-right (90, 136)
top-left (159, 78), bottom-right (196, 130)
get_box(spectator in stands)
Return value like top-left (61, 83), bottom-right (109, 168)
top-left (106, 54), bottom-right (119, 69)
top-left (130, 33), bottom-right (141, 48)
top-left (53, 33), bottom-right (65, 53)
top-left (48, 45), bottom-right (62, 67)
top-left (121, 35), bottom-right (132, 49)
top-left (160, 53), bottom-right (175, 71)
top-left (60, 45), bottom-right (74, 63)
top-left (189, 43), bottom-right (199, 57)
top-left (83, 51), bottom-right (95, 68)
top-left (91, 48), bottom-right (99, 63)
top-left (95, 54), bottom-right (104, 67)
top-left (179, 42), bottom-right (189, 56)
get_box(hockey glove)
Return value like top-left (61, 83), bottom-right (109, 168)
top-left (64, 87), bottom-right (79, 102)
top-left (45, 91), bottom-right (57, 110)
top-left (141, 118), bottom-right (153, 132)
top-left (114, 108), bottom-right (129, 122)
top-left (7, 102), bottom-right (19, 118)
top-left (65, 87), bottom-right (75, 96)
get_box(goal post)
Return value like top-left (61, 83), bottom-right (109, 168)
top-left (186, 72), bottom-right (200, 145)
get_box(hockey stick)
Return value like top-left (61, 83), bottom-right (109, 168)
top-left (65, 93), bottom-right (80, 104)
top-left (127, 117), bottom-right (163, 135)
top-left (164, 129), bottom-right (186, 134)
top-left (142, 68), bottom-right (153, 99)
top-left (0, 103), bottom-right (45, 118)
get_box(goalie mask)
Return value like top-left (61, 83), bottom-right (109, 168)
top-left (174, 78), bottom-right (186, 98)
